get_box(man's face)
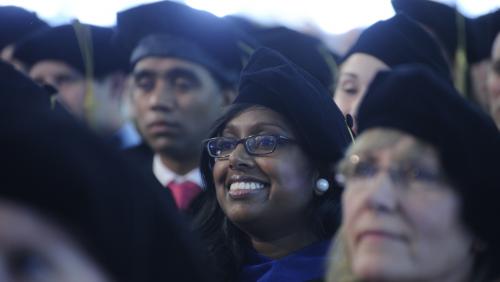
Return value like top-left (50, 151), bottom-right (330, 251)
top-left (487, 32), bottom-right (500, 129)
top-left (131, 57), bottom-right (228, 159)
top-left (29, 60), bottom-right (87, 118)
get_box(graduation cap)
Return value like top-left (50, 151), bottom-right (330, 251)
top-left (391, 0), bottom-right (462, 60)
top-left (0, 5), bottom-right (49, 50)
top-left (343, 13), bottom-right (452, 82)
top-left (234, 47), bottom-right (352, 165)
top-left (468, 9), bottom-right (500, 62)
top-left (248, 26), bottom-right (339, 91)
top-left (357, 65), bottom-right (500, 263)
top-left (115, 1), bottom-right (256, 84)
top-left (391, 0), bottom-right (499, 64)
top-left (0, 92), bottom-right (215, 281)
top-left (223, 15), bottom-right (263, 34)
top-left (13, 23), bottom-right (128, 79)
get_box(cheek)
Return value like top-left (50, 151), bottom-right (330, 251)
top-left (333, 92), bottom-right (354, 115)
top-left (341, 186), bottom-right (364, 245)
top-left (403, 190), bottom-right (462, 238)
top-left (212, 160), bottom-right (234, 215)
top-left (487, 73), bottom-right (500, 96)
top-left (263, 153), bottom-right (314, 192)
top-left (131, 95), bottom-right (149, 121)
top-left (212, 160), bottom-right (227, 187)
top-left (212, 160), bottom-right (228, 198)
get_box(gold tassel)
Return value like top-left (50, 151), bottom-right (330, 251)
top-left (72, 20), bottom-right (96, 126)
top-left (454, 9), bottom-right (468, 97)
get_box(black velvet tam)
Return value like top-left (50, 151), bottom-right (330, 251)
top-left (224, 16), bottom-right (339, 90)
top-left (13, 24), bottom-right (128, 78)
top-left (235, 47), bottom-right (352, 165)
top-left (392, 0), bottom-right (498, 64)
top-left (0, 5), bottom-right (49, 49)
top-left (469, 9), bottom-right (500, 62)
top-left (130, 33), bottom-right (241, 85)
top-left (357, 65), bottom-right (500, 257)
top-left (0, 60), bottom-right (51, 108)
top-left (115, 1), bottom-right (256, 84)
top-left (343, 14), bottom-right (452, 81)
top-left (250, 26), bottom-right (339, 91)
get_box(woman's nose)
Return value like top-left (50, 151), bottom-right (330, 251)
top-left (365, 173), bottom-right (399, 213)
top-left (228, 143), bottom-right (254, 170)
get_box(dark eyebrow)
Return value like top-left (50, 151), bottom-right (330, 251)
top-left (133, 67), bottom-right (201, 84)
top-left (132, 69), bottom-right (156, 79)
top-left (165, 67), bottom-right (199, 82)
top-left (251, 122), bottom-right (290, 133)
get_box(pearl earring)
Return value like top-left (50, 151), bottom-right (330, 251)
top-left (315, 178), bottom-right (330, 194)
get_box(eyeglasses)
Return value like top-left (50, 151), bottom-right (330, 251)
top-left (205, 135), bottom-right (296, 159)
top-left (336, 154), bottom-right (444, 186)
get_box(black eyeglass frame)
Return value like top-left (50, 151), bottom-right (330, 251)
top-left (204, 135), bottom-right (296, 159)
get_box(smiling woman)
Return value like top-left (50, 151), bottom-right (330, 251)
top-left (192, 47), bottom-right (352, 281)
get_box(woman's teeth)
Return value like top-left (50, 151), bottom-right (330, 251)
top-left (229, 182), bottom-right (265, 191)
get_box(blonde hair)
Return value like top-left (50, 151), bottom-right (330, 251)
top-left (326, 229), bottom-right (360, 282)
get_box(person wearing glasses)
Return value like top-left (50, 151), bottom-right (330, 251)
top-left (192, 48), bottom-right (352, 282)
top-left (326, 65), bottom-right (500, 282)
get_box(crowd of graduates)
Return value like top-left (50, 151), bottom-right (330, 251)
top-left (0, 0), bottom-right (499, 281)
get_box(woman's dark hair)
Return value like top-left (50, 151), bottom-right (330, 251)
top-left (192, 103), bottom-right (343, 281)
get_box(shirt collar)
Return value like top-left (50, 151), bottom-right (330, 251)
top-left (153, 154), bottom-right (203, 187)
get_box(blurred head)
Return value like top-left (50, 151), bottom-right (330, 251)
top-left (14, 24), bottom-right (129, 127)
top-left (0, 6), bottom-right (48, 72)
top-left (328, 65), bottom-right (500, 282)
top-left (486, 32), bottom-right (500, 129)
top-left (0, 70), bottom-right (212, 281)
top-left (337, 128), bottom-right (474, 282)
top-left (0, 200), bottom-right (110, 282)
top-left (29, 60), bottom-right (87, 118)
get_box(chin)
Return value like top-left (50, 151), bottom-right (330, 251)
top-left (151, 138), bottom-right (179, 153)
top-left (352, 255), bottom-right (413, 282)
top-left (225, 207), bottom-right (259, 225)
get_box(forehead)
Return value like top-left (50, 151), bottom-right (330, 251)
top-left (352, 129), bottom-right (440, 164)
top-left (339, 53), bottom-right (389, 84)
top-left (134, 56), bottom-right (210, 75)
top-left (29, 60), bottom-right (80, 77)
top-left (224, 106), bottom-right (293, 134)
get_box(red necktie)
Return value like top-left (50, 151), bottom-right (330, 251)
top-left (167, 181), bottom-right (202, 211)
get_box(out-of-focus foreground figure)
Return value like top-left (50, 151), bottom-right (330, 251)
top-left (327, 65), bottom-right (500, 282)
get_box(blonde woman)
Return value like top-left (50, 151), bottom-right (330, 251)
top-left (327, 65), bottom-right (500, 282)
